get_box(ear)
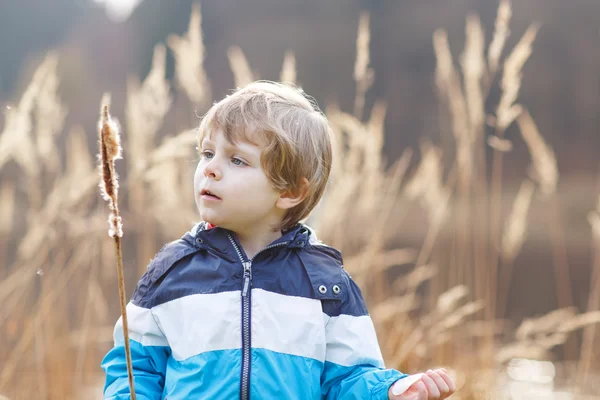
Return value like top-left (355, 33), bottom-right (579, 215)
top-left (276, 178), bottom-right (310, 210)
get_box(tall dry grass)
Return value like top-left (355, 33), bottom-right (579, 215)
top-left (0, 1), bottom-right (599, 399)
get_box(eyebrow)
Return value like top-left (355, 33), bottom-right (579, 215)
top-left (201, 138), bottom-right (258, 159)
top-left (201, 138), bottom-right (237, 150)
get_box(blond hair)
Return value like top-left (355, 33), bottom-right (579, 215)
top-left (197, 81), bottom-right (332, 230)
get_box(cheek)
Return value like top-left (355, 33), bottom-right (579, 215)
top-left (193, 163), bottom-right (203, 191)
top-left (242, 174), bottom-right (277, 196)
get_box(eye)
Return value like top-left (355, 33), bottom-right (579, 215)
top-left (231, 157), bottom-right (247, 166)
top-left (202, 150), bottom-right (214, 159)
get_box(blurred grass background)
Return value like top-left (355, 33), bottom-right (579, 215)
top-left (0, 0), bottom-right (599, 398)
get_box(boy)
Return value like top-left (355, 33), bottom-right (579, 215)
top-left (102, 81), bottom-right (456, 399)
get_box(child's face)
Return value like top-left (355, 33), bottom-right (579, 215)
top-left (194, 128), bottom-right (285, 233)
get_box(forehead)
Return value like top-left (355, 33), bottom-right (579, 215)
top-left (200, 126), bottom-right (266, 151)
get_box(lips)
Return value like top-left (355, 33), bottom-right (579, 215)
top-left (201, 189), bottom-right (221, 200)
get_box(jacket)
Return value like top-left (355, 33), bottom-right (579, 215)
top-left (101, 222), bottom-right (407, 399)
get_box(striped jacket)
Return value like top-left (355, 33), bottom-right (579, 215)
top-left (101, 222), bottom-right (407, 399)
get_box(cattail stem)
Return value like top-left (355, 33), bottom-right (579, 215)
top-left (114, 235), bottom-right (136, 399)
top-left (98, 99), bottom-right (136, 399)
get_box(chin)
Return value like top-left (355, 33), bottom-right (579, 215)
top-left (199, 211), bottom-right (224, 228)
top-left (201, 214), bottom-right (217, 225)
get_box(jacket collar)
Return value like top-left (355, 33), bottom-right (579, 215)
top-left (182, 222), bottom-right (314, 261)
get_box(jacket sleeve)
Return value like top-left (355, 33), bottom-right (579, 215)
top-left (101, 301), bottom-right (171, 400)
top-left (321, 271), bottom-right (408, 400)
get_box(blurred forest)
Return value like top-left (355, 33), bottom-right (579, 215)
top-left (1, 0), bottom-right (600, 398)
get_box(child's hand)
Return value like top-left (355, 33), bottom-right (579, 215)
top-left (388, 369), bottom-right (456, 399)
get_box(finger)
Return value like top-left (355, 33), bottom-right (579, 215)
top-left (426, 370), bottom-right (450, 394)
top-left (420, 374), bottom-right (441, 398)
top-left (435, 370), bottom-right (457, 393)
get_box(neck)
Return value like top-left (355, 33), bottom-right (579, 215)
top-left (235, 226), bottom-right (283, 260)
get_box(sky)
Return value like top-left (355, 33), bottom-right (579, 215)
top-left (93, 0), bottom-right (144, 22)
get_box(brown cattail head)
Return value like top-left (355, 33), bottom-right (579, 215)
top-left (100, 104), bottom-right (122, 162)
top-left (98, 95), bottom-right (123, 238)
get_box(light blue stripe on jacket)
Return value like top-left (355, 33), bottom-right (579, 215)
top-left (103, 342), bottom-right (403, 399)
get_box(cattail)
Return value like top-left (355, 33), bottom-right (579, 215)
top-left (99, 99), bottom-right (123, 238)
top-left (97, 95), bottom-right (136, 399)
top-left (280, 50), bottom-right (297, 84)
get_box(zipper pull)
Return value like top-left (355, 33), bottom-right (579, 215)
top-left (242, 261), bottom-right (252, 297)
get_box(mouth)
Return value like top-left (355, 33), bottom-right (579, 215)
top-left (200, 189), bottom-right (221, 200)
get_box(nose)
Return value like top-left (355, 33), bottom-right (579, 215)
top-left (203, 158), bottom-right (222, 180)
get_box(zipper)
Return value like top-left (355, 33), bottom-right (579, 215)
top-left (228, 236), bottom-right (289, 400)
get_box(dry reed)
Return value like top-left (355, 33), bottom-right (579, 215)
top-left (495, 25), bottom-right (539, 132)
top-left (501, 179), bottom-right (535, 263)
top-left (1, 2), bottom-right (599, 398)
top-left (487, 0), bottom-right (511, 78)
top-left (167, 2), bottom-right (211, 106)
top-left (579, 196), bottom-right (600, 380)
top-left (353, 11), bottom-right (373, 120)
top-left (0, 181), bottom-right (14, 279)
top-left (34, 54), bottom-right (65, 176)
top-left (126, 43), bottom-right (172, 274)
top-left (497, 179), bottom-right (535, 317)
top-left (280, 50), bottom-right (297, 85)
top-left (517, 109), bottom-right (575, 359)
top-left (517, 110), bottom-right (558, 197)
top-left (227, 46), bottom-right (256, 88)
top-left (488, 21), bottom-right (538, 324)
